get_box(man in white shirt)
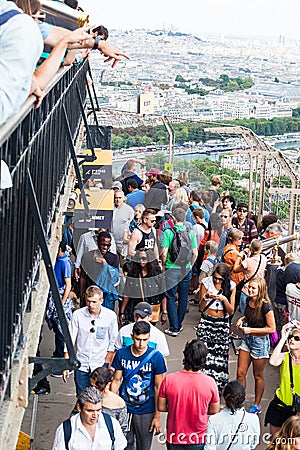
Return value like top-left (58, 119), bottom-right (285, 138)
top-left (115, 302), bottom-right (169, 358)
top-left (52, 387), bottom-right (127, 450)
top-left (63, 286), bottom-right (118, 395)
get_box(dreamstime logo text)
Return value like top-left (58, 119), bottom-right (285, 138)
top-left (156, 431), bottom-right (279, 446)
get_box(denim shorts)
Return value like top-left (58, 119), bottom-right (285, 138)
top-left (239, 334), bottom-right (270, 359)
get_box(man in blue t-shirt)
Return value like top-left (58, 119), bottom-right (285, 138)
top-left (46, 240), bottom-right (73, 360)
top-left (111, 321), bottom-right (166, 450)
top-left (126, 179), bottom-right (145, 208)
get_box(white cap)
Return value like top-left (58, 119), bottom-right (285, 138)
top-left (111, 181), bottom-right (122, 190)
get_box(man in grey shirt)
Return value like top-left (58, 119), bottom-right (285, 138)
top-left (111, 190), bottom-right (134, 265)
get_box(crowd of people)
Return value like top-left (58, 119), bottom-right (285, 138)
top-left (45, 160), bottom-right (300, 449)
top-left (1, 1), bottom-right (299, 447)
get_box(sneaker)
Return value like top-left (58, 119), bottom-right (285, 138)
top-left (248, 404), bottom-right (262, 414)
top-left (31, 386), bottom-right (51, 395)
top-left (189, 299), bottom-right (199, 305)
top-left (179, 327), bottom-right (183, 332)
top-left (164, 328), bottom-right (179, 337)
top-left (51, 371), bottom-right (62, 378)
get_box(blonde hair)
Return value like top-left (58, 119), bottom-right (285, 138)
top-left (227, 229), bottom-right (243, 242)
top-left (285, 252), bottom-right (300, 265)
top-left (174, 187), bottom-right (188, 204)
top-left (265, 416), bottom-right (300, 450)
top-left (204, 240), bottom-right (218, 254)
top-left (249, 239), bottom-right (262, 256)
top-left (85, 285), bottom-right (103, 299)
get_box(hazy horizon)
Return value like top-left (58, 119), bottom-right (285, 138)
top-left (80, 0), bottom-right (300, 41)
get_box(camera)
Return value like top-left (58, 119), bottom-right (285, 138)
top-left (239, 242), bottom-right (247, 251)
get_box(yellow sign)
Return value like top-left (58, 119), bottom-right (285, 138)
top-left (82, 149), bottom-right (112, 166)
top-left (75, 189), bottom-right (114, 211)
top-left (164, 163), bottom-right (173, 174)
top-left (16, 431), bottom-right (30, 450)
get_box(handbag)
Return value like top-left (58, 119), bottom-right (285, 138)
top-left (139, 275), bottom-right (161, 322)
top-left (226, 409), bottom-right (246, 450)
top-left (288, 354), bottom-right (300, 414)
top-left (270, 330), bottom-right (279, 348)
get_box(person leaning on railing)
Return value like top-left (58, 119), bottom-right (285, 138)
top-left (0, 0), bottom-right (43, 125)
top-left (1, 0), bottom-right (129, 126)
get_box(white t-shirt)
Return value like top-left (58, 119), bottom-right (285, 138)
top-left (115, 322), bottom-right (169, 357)
top-left (52, 412), bottom-right (127, 450)
top-left (286, 283), bottom-right (300, 321)
top-left (193, 223), bottom-right (207, 247)
top-left (205, 407), bottom-right (260, 450)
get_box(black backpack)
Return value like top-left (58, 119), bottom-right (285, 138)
top-left (63, 412), bottom-right (115, 449)
top-left (170, 228), bottom-right (192, 266)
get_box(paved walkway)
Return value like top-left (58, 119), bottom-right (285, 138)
top-left (22, 301), bottom-right (279, 449)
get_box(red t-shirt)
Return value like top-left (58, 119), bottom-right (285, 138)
top-left (159, 370), bottom-right (219, 445)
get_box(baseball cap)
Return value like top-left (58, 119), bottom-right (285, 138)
top-left (134, 302), bottom-right (152, 318)
top-left (146, 168), bottom-right (160, 177)
top-left (111, 181), bottom-right (122, 190)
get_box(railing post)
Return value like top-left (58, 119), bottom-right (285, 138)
top-left (26, 169), bottom-right (79, 390)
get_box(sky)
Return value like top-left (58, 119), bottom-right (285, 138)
top-left (79, 0), bottom-right (300, 40)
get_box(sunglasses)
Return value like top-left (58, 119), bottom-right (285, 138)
top-left (213, 275), bottom-right (224, 283)
top-left (139, 257), bottom-right (148, 262)
top-left (149, 219), bottom-right (156, 223)
top-left (32, 12), bottom-right (46, 21)
top-left (288, 335), bottom-right (300, 342)
top-left (238, 208), bottom-right (248, 213)
top-left (90, 319), bottom-right (96, 333)
top-left (100, 243), bottom-right (111, 247)
top-left (220, 215), bottom-right (228, 218)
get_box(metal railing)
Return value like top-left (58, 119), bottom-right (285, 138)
top-left (0, 58), bottom-right (89, 408)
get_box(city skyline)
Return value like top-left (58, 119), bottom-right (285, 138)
top-left (80, 0), bottom-right (300, 40)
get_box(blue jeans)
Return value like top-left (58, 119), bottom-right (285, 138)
top-left (166, 269), bottom-right (192, 332)
top-left (74, 369), bottom-right (90, 396)
top-left (167, 443), bottom-right (205, 450)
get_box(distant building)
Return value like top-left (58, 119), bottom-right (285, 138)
top-left (137, 91), bottom-right (155, 114)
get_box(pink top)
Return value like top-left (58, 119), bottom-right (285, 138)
top-left (159, 370), bottom-right (219, 444)
top-left (241, 253), bottom-right (267, 294)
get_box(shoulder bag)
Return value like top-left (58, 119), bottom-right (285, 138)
top-left (288, 353), bottom-right (300, 414)
top-left (226, 409), bottom-right (246, 450)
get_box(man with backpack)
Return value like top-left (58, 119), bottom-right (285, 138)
top-left (161, 208), bottom-right (198, 336)
top-left (111, 321), bottom-right (166, 450)
top-left (52, 386), bottom-right (127, 449)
